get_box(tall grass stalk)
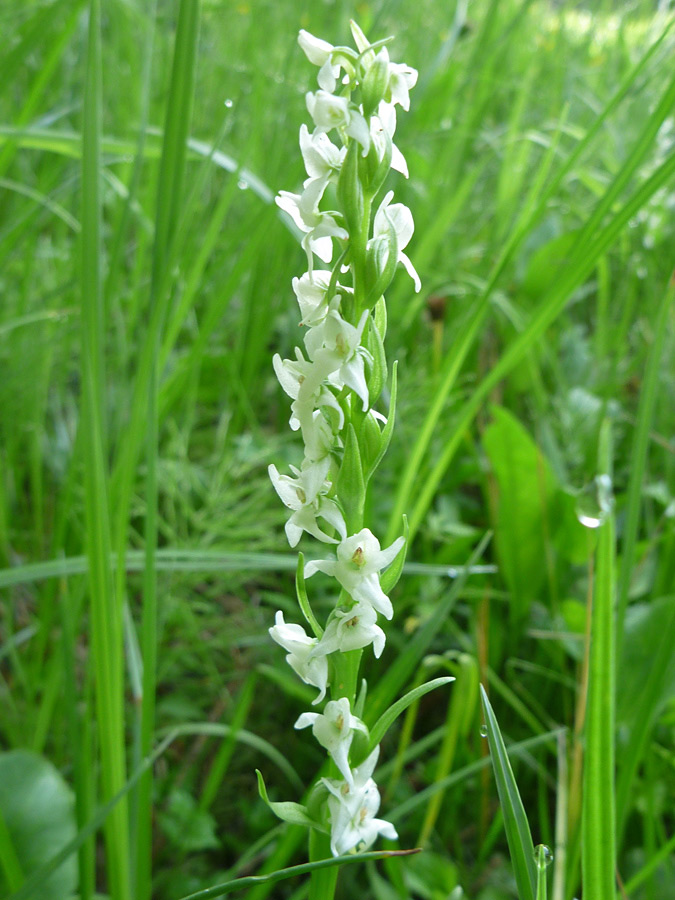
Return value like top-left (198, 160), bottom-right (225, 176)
top-left (80, 1), bottom-right (131, 897)
top-left (581, 420), bottom-right (616, 900)
top-left (135, 3), bottom-right (201, 898)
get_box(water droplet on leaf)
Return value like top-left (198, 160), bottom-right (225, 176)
top-left (224, 98), bottom-right (234, 108)
top-left (575, 474), bottom-right (613, 528)
top-left (534, 844), bottom-right (553, 869)
top-left (479, 724), bottom-right (488, 738)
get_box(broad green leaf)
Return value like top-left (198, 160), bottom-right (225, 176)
top-left (0, 751), bottom-right (77, 899)
top-left (483, 407), bottom-right (558, 622)
top-left (480, 687), bottom-right (536, 900)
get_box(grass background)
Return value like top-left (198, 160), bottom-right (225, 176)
top-left (0, 0), bottom-right (674, 898)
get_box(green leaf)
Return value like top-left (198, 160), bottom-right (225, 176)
top-left (336, 424), bottom-right (365, 534)
top-left (581, 421), bottom-right (616, 900)
top-left (373, 297), bottom-right (387, 340)
top-left (0, 751), bottom-right (77, 899)
top-left (380, 515), bottom-right (408, 595)
top-left (482, 407), bottom-right (559, 622)
top-left (480, 687), bottom-right (536, 900)
top-left (158, 789), bottom-right (219, 852)
top-left (365, 315), bottom-right (387, 404)
top-left (367, 677), bottom-right (455, 752)
top-left (365, 362), bottom-right (398, 482)
top-left (296, 553), bottom-right (323, 639)
top-left (172, 847), bottom-right (421, 900)
top-left (256, 771), bottom-right (323, 831)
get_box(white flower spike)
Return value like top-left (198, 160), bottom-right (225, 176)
top-left (266, 21), bottom-right (418, 861)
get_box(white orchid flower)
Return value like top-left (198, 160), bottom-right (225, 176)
top-left (305, 528), bottom-right (405, 620)
top-left (297, 30), bottom-right (342, 92)
top-left (372, 190), bottom-right (421, 292)
top-left (317, 600), bottom-right (386, 658)
top-left (304, 309), bottom-right (372, 411)
top-left (321, 745), bottom-right (397, 856)
top-left (371, 102), bottom-right (408, 178)
top-left (292, 270), bottom-right (341, 327)
top-left (299, 124), bottom-right (346, 189)
top-left (269, 460), bottom-right (346, 547)
top-left (276, 180), bottom-right (348, 270)
top-left (269, 611), bottom-right (328, 704)
top-left (306, 91), bottom-right (370, 155)
top-left (272, 349), bottom-right (344, 435)
top-left (295, 698), bottom-right (368, 786)
top-left (387, 58), bottom-right (418, 111)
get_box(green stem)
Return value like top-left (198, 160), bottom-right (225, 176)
top-left (308, 828), bottom-right (339, 900)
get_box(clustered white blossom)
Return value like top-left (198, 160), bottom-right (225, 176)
top-left (266, 21), bottom-right (418, 857)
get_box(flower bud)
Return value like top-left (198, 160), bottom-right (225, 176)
top-left (361, 50), bottom-right (390, 116)
top-left (365, 224), bottom-right (398, 306)
top-left (337, 141), bottom-right (365, 236)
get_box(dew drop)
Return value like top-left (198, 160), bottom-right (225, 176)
top-left (224, 98), bottom-right (234, 108)
top-left (575, 474), bottom-right (613, 529)
top-left (534, 844), bottom-right (553, 869)
top-left (237, 179), bottom-right (249, 191)
top-left (479, 723), bottom-right (488, 738)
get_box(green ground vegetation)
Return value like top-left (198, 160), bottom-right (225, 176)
top-left (0, 1), bottom-right (674, 898)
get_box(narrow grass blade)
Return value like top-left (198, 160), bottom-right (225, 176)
top-left (617, 272), bottom-right (675, 637)
top-left (386, 61), bottom-right (675, 545)
top-left (367, 676), bottom-right (455, 751)
top-left (133, 5), bottom-right (200, 898)
top-left (174, 848), bottom-right (420, 900)
top-left (535, 845), bottom-right (549, 900)
top-left (366, 532), bottom-right (491, 723)
top-left (80, 2), bottom-right (131, 897)
top-left (480, 685), bottom-right (536, 900)
top-left (581, 420), bottom-right (616, 900)
top-left (402, 143), bottom-right (675, 541)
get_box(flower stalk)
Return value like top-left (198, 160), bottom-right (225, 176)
top-left (261, 20), bottom-right (426, 884)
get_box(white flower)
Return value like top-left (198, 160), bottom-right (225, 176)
top-left (371, 102), bottom-right (408, 178)
top-left (273, 349), bottom-right (344, 434)
top-left (321, 746), bottom-right (397, 856)
top-left (276, 180), bottom-right (348, 269)
top-left (299, 124), bottom-right (345, 188)
top-left (298, 30), bottom-right (341, 92)
top-left (298, 29), bottom-right (334, 66)
top-left (301, 409), bottom-right (339, 463)
top-left (306, 91), bottom-right (370, 155)
top-left (304, 309), bottom-right (372, 411)
top-left (295, 698), bottom-right (368, 786)
top-left (305, 528), bottom-right (405, 620)
top-left (269, 460), bottom-right (346, 547)
top-left (372, 190), bottom-right (421, 292)
top-left (269, 611), bottom-right (328, 704)
top-left (292, 270), bottom-right (340, 327)
top-left (317, 600), bottom-right (386, 658)
top-left (387, 58), bottom-right (418, 111)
